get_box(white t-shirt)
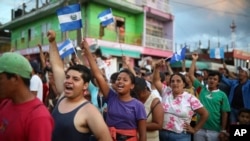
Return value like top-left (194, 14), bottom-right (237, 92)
top-left (30, 75), bottom-right (43, 102)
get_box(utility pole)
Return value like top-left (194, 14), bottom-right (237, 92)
top-left (230, 20), bottom-right (236, 48)
top-left (217, 30), bottom-right (220, 48)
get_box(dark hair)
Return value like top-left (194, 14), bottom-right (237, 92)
top-left (160, 72), bottom-right (166, 82)
top-left (5, 72), bottom-right (30, 87)
top-left (110, 72), bottom-right (119, 83)
top-left (30, 61), bottom-right (40, 74)
top-left (170, 73), bottom-right (188, 88)
top-left (66, 64), bottom-right (91, 83)
top-left (133, 77), bottom-right (148, 93)
top-left (165, 72), bottom-right (170, 76)
top-left (208, 71), bottom-right (222, 82)
top-left (238, 108), bottom-right (250, 116)
top-left (119, 69), bottom-right (135, 84)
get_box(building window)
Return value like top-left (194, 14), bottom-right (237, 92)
top-left (28, 27), bottom-right (36, 41)
top-left (42, 23), bottom-right (51, 37)
top-left (21, 30), bottom-right (25, 43)
top-left (116, 20), bottom-right (125, 43)
top-left (146, 17), bottom-right (164, 37)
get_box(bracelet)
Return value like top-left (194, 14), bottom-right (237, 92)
top-left (220, 130), bottom-right (227, 133)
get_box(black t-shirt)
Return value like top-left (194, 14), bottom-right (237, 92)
top-left (231, 83), bottom-right (244, 109)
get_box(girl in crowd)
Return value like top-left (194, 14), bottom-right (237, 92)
top-left (82, 39), bottom-right (147, 141)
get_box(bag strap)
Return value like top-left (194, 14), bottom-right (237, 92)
top-left (147, 100), bottom-right (161, 118)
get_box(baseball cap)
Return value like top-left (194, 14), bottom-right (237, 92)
top-left (195, 70), bottom-right (204, 77)
top-left (134, 77), bottom-right (151, 92)
top-left (0, 52), bottom-right (32, 79)
top-left (238, 66), bottom-right (249, 76)
top-left (134, 66), bottom-right (141, 75)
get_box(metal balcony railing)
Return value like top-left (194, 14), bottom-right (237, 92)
top-left (143, 0), bottom-right (171, 13)
top-left (146, 34), bottom-right (172, 50)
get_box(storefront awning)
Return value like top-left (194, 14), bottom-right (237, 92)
top-left (170, 60), bottom-right (209, 69)
top-left (100, 46), bottom-right (141, 58)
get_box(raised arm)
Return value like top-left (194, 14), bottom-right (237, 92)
top-left (188, 53), bottom-right (199, 83)
top-left (122, 56), bottom-right (137, 76)
top-left (38, 44), bottom-right (46, 71)
top-left (165, 61), bottom-right (173, 75)
top-left (181, 59), bottom-right (186, 73)
top-left (81, 39), bottom-right (110, 98)
top-left (152, 59), bottom-right (165, 95)
top-left (47, 30), bottom-right (65, 94)
top-left (223, 62), bottom-right (237, 79)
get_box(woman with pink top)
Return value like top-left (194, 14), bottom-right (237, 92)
top-left (152, 59), bottom-right (208, 141)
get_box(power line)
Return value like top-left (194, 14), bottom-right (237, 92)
top-left (170, 0), bottom-right (250, 18)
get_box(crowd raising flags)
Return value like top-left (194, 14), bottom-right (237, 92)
top-left (55, 4), bottom-right (116, 58)
top-left (56, 3), bottom-right (83, 59)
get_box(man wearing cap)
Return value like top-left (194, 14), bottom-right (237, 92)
top-left (222, 66), bottom-right (250, 124)
top-left (0, 52), bottom-right (54, 141)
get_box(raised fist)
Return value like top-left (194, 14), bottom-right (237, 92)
top-left (47, 30), bottom-right (56, 43)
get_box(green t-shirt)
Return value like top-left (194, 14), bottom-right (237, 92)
top-left (193, 79), bottom-right (231, 131)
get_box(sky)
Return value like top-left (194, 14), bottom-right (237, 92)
top-left (169, 0), bottom-right (250, 51)
top-left (1, 0), bottom-right (250, 52)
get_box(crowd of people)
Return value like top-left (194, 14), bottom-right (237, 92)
top-left (0, 30), bottom-right (250, 141)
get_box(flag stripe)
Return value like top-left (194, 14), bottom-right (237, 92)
top-left (60, 19), bottom-right (82, 32)
top-left (57, 4), bottom-right (81, 15)
top-left (101, 18), bottom-right (114, 27)
top-left (98, 13), bottom-right (113, 22)
top-left (58, 11), bottom-right (82, 23)
top-left (215, 48), bottom-right (220, 59)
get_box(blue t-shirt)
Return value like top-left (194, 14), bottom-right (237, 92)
top-left (106, 89), bottom-right (147, 129)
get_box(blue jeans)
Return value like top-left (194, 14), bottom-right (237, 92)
top-left (193, 129), bottom-right (220, 141)
top-left (230, 108), bottom-right (239, 124)
top-left (159, 129), bottom-right (191, 141)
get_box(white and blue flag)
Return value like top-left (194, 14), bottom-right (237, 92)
top-left (58, 39), bottom-right (75, 59)
top-left (98, 8), bottom-right (114, 26)
top-left (168, 46), bottom-right (186, 64)
top-left (210, 47), bottom-right (224, 59)
top-left (57, 4), bottom-right (82, 32)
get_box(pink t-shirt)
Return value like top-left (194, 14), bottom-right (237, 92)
top-left (161, 86), bottom-right (203, 133)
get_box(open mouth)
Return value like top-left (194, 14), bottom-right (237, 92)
top-left (64, 85), bottom-right (73, 93)
top-left (117, 84), bottom-right (124, 90)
